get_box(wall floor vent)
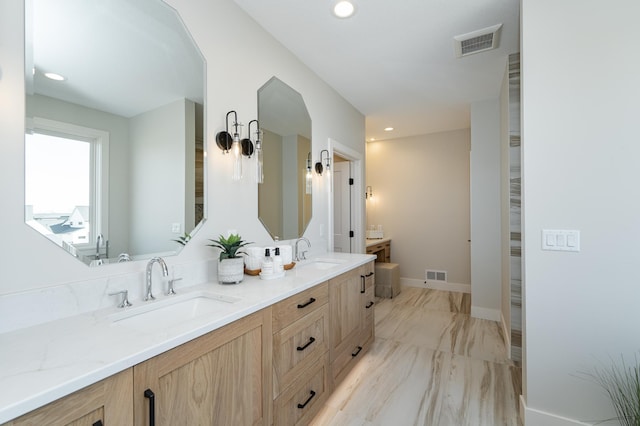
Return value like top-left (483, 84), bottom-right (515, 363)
top-left (454, 23), bottom-right (502, 58)
top-left (425, 269), bottom-right (448, 283)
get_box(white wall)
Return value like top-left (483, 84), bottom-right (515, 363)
top-left (365, 130), bottom-right (470, 286)
top-left (470, 98), bottom-right (502, 321)
top-left (522, 0), bottom-right (640, 423)
top-left (0, 0), bottom-right (364, 297)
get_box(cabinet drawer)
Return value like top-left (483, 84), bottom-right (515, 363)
top-left (273, 353), bottom-right (330, 426)
top-left (273, 305), bottom-right (329, 397)
top-left (272, 282), bottom-right (328, 332)
top-left (364, 286), bottom-right (375, 324)
top-left (331, 333), bottom-right (368, 387)
top-left (362, 262), bottom-right (375, 292)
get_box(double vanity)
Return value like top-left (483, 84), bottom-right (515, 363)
top-left (0, 253), bottom-right (375, 425)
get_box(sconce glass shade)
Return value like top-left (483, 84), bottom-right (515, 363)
top-left (306, 169), bottom-right (312, 194)
top-left (306, 152), bottom-right (313, 193)
top-left (231, 134), bottom-right (242, 181)
top-left (255, 140), bottom-right (264, 184)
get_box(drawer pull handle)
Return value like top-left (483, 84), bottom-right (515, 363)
top-left (297, 297), bottom-right (316, 309)
top-left (352, 346), bottom-right (363, 357)
top-left (360, 275), bottom-right (365, 294)
top-left (144, 388), bottom-right (156, 426)
top-left (297, 390), bottom-right (317, 409)
top-left (366, 272), bottom-right (374, 277)
top-left (297, 336), bottom-right (316, 351)
top-left (366, 301), bottom-right (374, 309)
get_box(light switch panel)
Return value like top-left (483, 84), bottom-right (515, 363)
top-left (542, 229), bottom-right (580, 252)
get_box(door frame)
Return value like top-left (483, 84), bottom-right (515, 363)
top-left (327, 138), bottom-right (364, 254)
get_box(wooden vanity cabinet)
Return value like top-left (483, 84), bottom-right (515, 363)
top-left (328, 261), bottom-right (375, 388)
top-left (4, 369), bottom-right (133, 426)
top-left (366, 240), bottom-right (391, 263)
top-left (362, 261), bottom-right (376, 345)
top-left (272, 283), bottom-right (330, 425)
top-left (5, 261), bottom-right (376, 426)
top-left (132, 308), bottom-right (272, 426)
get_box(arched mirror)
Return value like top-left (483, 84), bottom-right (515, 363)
top-left (258, 77), bottom-right (312, 241)
top-left (24, 0), bottom-right (206, 266)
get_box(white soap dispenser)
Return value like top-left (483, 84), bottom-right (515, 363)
top-left (273, 247), bottom-right (284, 274)
top-left (261, 248), bottom-right (274, 277)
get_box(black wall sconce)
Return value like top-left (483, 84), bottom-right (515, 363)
top-left (315, 149), bottom-right (331, 175)
top-left (216, 110), bottom-right (243, 180)
top-left (241, 119), bottom-right (258, 157)
top-left (216, 110), bottom-right (239, 153)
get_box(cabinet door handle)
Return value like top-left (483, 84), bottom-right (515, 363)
top-left (296, 336), bottom-right (316, 351)
top-left (352, 346), bottom-right (363, 357)
top-left (144, 388), bottom-right (156, 426)
top-left (297, 297), bottom-right (316, 309)
top-left (360, 276), bottom-right (365, 294)
top-left (366, 272), bottom-right (374, 278)
top-left (366, 301), bottom-right (374, 309)
top-left (297, 390), bottom-right (317, 409)
top-left (92, 421), bottom-right (103, 426)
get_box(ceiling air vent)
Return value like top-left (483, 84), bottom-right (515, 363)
top-left (454, 23), bottom-right (503, 58)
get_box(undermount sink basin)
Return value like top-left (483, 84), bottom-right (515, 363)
top-left (298, 258), bottom-right (346, 270)
top-left (109, 291), bottom-right (240, 332)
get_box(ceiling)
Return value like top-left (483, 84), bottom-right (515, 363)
top-left (233, 0), bottom-right (520, 141)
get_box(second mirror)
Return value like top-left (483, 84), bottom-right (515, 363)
top-left (257, 77), bottom-right (312, 241)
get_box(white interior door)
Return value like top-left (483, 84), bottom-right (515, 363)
top-left (333, 160), bottom-right (351, 252)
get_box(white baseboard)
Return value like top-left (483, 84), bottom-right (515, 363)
top-left (521, 397), bottom-right (592, 426)
top-left (471, 305), bottom-right (501, 321)
top-left (401, 277), bottom-right (471, 294)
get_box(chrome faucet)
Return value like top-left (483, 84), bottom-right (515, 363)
top-left (145, 257), bottom-right (168, 301)
top-left (95, 233), bottom-right (104, 260)
top-left (294, 237), bottom-right (311, 261)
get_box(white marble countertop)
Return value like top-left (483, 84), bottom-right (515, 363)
top-left (0, 252), bottom-right (374, 423)
top-left (366, 237), bottom-right (391, 247)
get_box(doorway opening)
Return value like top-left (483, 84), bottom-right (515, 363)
top-left (328, 138), bottom-right (364, 254)
top-left (332, 154), bottom-right (352, 253)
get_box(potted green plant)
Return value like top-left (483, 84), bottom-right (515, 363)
top-left (208, 233), bottom-right (251, 284)
top-left (172, 233), bottom-right (191, 246)
top-left (581, 354), bottom-right (640, 426)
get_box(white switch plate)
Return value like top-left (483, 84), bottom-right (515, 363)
top-left (171, 223), bottom-right (181, 233)
top-left (542, 229), bottom-right (580, 252)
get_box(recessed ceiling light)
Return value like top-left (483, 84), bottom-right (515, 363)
top-left (44, 72), bottom-right (66, 81)
top-left (384, 127), bottom-right (394, 132)
top-left (333, 1), bottom-right (355, 18)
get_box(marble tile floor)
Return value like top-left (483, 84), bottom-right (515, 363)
top-left (310, 286), bottom-right (522, 426)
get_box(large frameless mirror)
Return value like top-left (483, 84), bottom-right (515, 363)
top-left (24, 0), bottom-right (206, 266)
top-left (257, 77), bottom-right (312, 241)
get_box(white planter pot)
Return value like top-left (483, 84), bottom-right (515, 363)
top-left (218, 258), bottom-right (244, 284)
